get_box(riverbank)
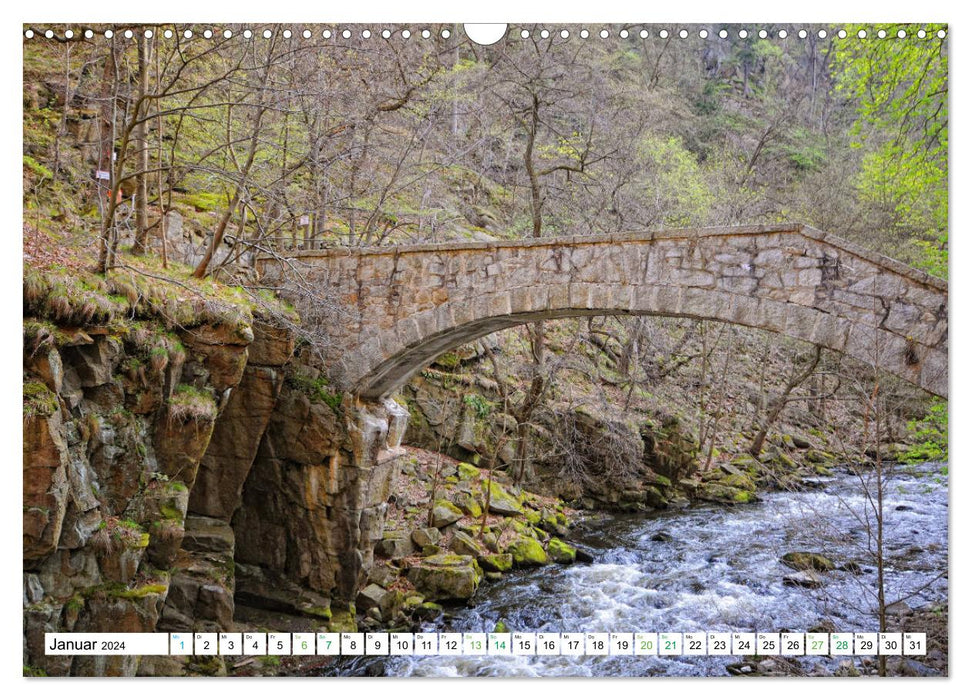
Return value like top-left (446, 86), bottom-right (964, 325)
top-left (311, 463), bottom-right (947, 678)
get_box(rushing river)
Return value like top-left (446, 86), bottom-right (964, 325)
top-left (325, 464), bottom-right (947, 677)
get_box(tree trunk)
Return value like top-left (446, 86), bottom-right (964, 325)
top-left (131, 33), bottom-right (151, 255)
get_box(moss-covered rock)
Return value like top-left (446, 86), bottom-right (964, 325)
top-left (546, 538), bottom-right (576, 564)
top-left (407, 553), bottom-right (482, 601)
top-left (450, 531), bottom-right (483, 557)
top-left (642, 485), bottom-right (669, 508)
top-left (457, 462), bottom-right (479, 481)
top-left (431, 499), bottom-right (464, 528)
top-left (484, 480), bottom-right (522, 516)
top-left (716, 472), bottom-right (757, 492)
top-left (451, 491), bottom-right (483, 518)
top-left (478, 553), bottom-right (513, 572)
top-left (780, 551), bottom-right (835, 572)
top-left (696, 483), bottom-right (756, 505)
top-left (507, 536), bottom-right (548, 567)
top-left (327, 607), bottom-right (358, 633)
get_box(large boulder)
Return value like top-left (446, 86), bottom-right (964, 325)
top-left (411, 527), bottom-right (442, 549)
top-left (507, 536), bottom-right (548, 567)
top-left (546, 538), bottom-right (576, 564)
top-left (431, 499), bottom-right (463, 528)
top-left (485, 481), bottom-right (522, 516)
top-left (450, 531), bottom-right (483, 557)
top-left (478, 553), bottom-right (513, 573)
top-left (407, 554), bottom-right (482, 601)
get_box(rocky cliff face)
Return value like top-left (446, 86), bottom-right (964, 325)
top-left (23, 315), bottom-right (409, 677)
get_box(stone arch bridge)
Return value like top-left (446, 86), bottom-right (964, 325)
top-left (257, 224), bottom-right (947, 400)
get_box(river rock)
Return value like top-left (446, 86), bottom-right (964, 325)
top-left (411, 527), bottom-right (442, 548)
top-left (546, 538), bottom-right (576, 564)
top-left (431, 500), bottom-right (464, 528)
top-left (507, 536), bottom-right (548, 567)
top-left (696, 482), bottom-right (755, 504)
top-left (575, 548), bottom-right (595, 564)
top-left (781, 551), bottom-right (835, 572)
top-left (783, 570), bottom-right (824, 588)
top-left (894, 659), bottom-right (940, 677)
top-left (478, 553), bottom-right (513, 572)
top-left (407, 554), bottom-right (482, 601)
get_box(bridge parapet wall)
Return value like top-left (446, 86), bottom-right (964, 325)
top-left (257, 224), bottom-right (947, 399)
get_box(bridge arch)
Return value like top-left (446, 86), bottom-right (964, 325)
top-left (257, 224), bottom-right (947, 400)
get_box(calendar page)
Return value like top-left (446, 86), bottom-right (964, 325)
top-left (20, 10), bottom-right (949, 683)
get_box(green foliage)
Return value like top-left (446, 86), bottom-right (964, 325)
top-left (463, 393), bottom-right (492, 419)
top-left (901, 398), bottom-right (948, 463)
top-left (286, 370), bottom-right (343, 412)
top-left (834, 24), bottom-right (948, 275)
top-left (23, 381), bottom-right (58, 420)
top-left (168, 384), bottom-right (218, 423)
top-left (23, 154), bottom-right (53, 180)
top-left (637, 135), bottom-right (713, 227)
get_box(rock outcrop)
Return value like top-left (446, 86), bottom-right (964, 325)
top-left (23, 312), bottom-right (412, 677)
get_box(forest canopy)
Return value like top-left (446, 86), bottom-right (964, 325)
top-left (22, 23), bottom-right (947, 279)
